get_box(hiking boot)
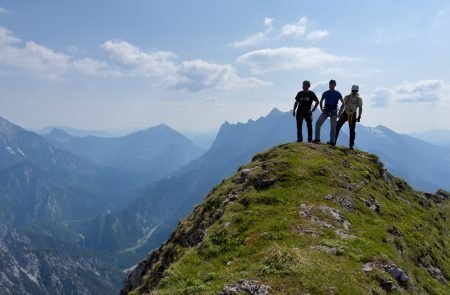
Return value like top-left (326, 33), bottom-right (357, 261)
top-left (349, 145), bottom-right (354, 150)
top-left (312, 139), bottom-right (320, 144)
top-left (297, 139), bottom-right (302, 143)
top-left (327, 141), bottom-right (336, 146)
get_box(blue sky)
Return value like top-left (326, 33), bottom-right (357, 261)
top-left (1, 0), bottom-right (449, 133)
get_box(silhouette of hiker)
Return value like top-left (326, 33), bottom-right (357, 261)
top-left (336, 85), bottom-right (363, 150)
top-left (313, 80), bottom-right (344, 146)
top-left (292, 80), bottom-right (319, 142)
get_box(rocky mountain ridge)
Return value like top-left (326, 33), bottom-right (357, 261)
top-left (122, 143), bottom-right (449, 294)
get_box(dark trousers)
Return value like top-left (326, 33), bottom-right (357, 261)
top-left (296, 113), bottom-right (313, 142)
top-left (336, 113), bottom-right (357, 147)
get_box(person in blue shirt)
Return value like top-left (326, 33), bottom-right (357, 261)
top-left (313, 80), bottom-right (344, 146)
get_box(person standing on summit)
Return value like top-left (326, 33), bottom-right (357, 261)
top-left (335, 85), bottom-right (363, 150)
top-left (313, 80), bottom-right (344, 146)
top-left (292, 80), bottom-right (319, 142)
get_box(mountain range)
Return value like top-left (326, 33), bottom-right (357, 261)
top-left (410, 129), bottom-right (450, 148)
top-left (1, 109), bottom-right (449, 294)
top-left (0, 116), bottom-right (205, 294)
top-left (43, 124), bottom-right (204, 183)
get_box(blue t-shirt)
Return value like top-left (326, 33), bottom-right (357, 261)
top-left (321, 90), bottom-right (342, 111)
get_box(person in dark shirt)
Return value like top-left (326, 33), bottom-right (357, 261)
top-left (292, 80), bottom-right (319, 142)
top-left (313, 79), bottom-right (344, 146)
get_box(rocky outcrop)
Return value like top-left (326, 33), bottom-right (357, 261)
top-left (219, 280), bottom-right (271, 295)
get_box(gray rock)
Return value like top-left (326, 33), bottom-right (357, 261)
top-left (252, 177), bottom-right (277, 191)
top-left (212, 209), bottom-right (224, 221)
top-left (296, 227), bottom-right (321, 237)
top-left (428, 266), bottom-right (448, 284)
top-left (335, 229), bottom-right (355, 240)
top-left (387, 226), bottom-right (402, 237)
top-left (425, 189), bottom-right (450, 203)
top-left (324, 194), bottom-right (354, 211)
top-left (362, 262), bottom-right (374, 272)
top-left (310, 216), bottom-right (334, 229)
top-left (436, 189), bottom-right (450, 200)
top-left (319, 205), bottom-right (345, 222)
top-left (387, 266), bottom-right (413, 289)
top-left (362, 260), bottom-right (416, 291)
top-left (219, 280), bottom-right (270, 295)
top-left (299, 203), bottom-right (312, 218)
top-left (320, 205), bottom-right (351, 230)
top-left (238, 168), bottom-right (252, 183)
top-left (360, 197), bottom-right (381, 214)
top-left (380, 280), bottom-right (395, 292)
top-left (310, 245), bottom-right (338, 255)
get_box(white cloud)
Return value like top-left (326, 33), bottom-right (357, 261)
top-left (238, 47), bottom-right (358, 74)
top-left (280, 17), bottom-right (308, 37)
top-left (306, 30), bottom-right (329, 40)
top-left (0, 7), bottom-right (11, 15)
top-left (370, 88), bottom-right (394, 107)
top-left (395, 80), bottom-right (444, 103)
top-left (101, 39), bottom-right (268, 91)
top-left (0, 27), bottom-right (269, 91)
top-left (229, 28), bottom-right (271, 49)
top-left (204, 96), bottom-right (219, 103)
top-left (67, 45), bottom-right (86, 55)
top-left (0, 26), bottom-right (20, 44)
top-left (101, 40), bottom-right (179, 80)
top-left (172, 59), bottom-right (269, 91)
top-left (311, 81), bottom-right (330, 96)
top-left (73, 58), bottom-right (120, 77)
top-left (0, 27), bottom-right (71, 75)
top-left (264, 17), bottom-right (273, 26)
top-left (370, 80), bottom-right (447, 107)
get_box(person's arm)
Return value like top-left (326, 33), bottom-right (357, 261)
top-left (357, 97), bottom-right (363, 122)
top-left (338, 96), bottom-right (346, 117)
top-left (319, 94), bottom-right (325, 112)
top-left (293, 101), bottom-right (298, 117)
top-left (311, 93), bottom-right (319, 113)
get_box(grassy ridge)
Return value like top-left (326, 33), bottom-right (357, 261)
top-left (126, 143), bottom-right (449, 294)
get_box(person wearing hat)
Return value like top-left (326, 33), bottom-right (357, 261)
top-left (292, 80), bottom-right (319, 142)
top-left (313, 79), bottom-right (344, 146)
top-left (335, 85), bottom-right (363, 150)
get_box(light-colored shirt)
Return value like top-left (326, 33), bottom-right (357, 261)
top-left (343, 94), bottom-right (363, 115)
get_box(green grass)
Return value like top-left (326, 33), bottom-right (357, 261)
top-left (129, 143), bottom-right (450, 294)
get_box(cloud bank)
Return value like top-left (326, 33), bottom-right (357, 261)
top-left (0, 26), bottom-right (269, 92)
top-left (371, 80), bottom-right (447, 107)
top-left (238, 47), bottom-right (358, 74)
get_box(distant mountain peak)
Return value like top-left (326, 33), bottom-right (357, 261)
top-left (156, 123), bottom-right (170, 129)
top-left (0, 116), bottom-right (21, 133)
top-left (267, 107), bottom-right (283, 117)
top-left (49, 128), bottom-right (71, 136)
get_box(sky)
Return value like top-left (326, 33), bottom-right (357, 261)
top-left (1, 0), bottom-right (449, 134)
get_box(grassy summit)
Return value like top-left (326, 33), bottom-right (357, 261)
top-left (122, 143), bottom-right (449, 294)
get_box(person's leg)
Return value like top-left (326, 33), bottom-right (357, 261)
top-left (329, 111), bottom-right (337, 144)
top-left (335, 113), bottom-right (347, 143)
top-left (296, 114), bottom-right (304, 142)
top-left (306, 114), bottom-right (313, 142)
top-left (349, 115), bottom-right (357, 148)
top-left (314, 113), bottom-right (327, 142)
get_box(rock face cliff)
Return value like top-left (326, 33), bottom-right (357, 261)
top-left (121, 143), bottom-right (449, 294)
